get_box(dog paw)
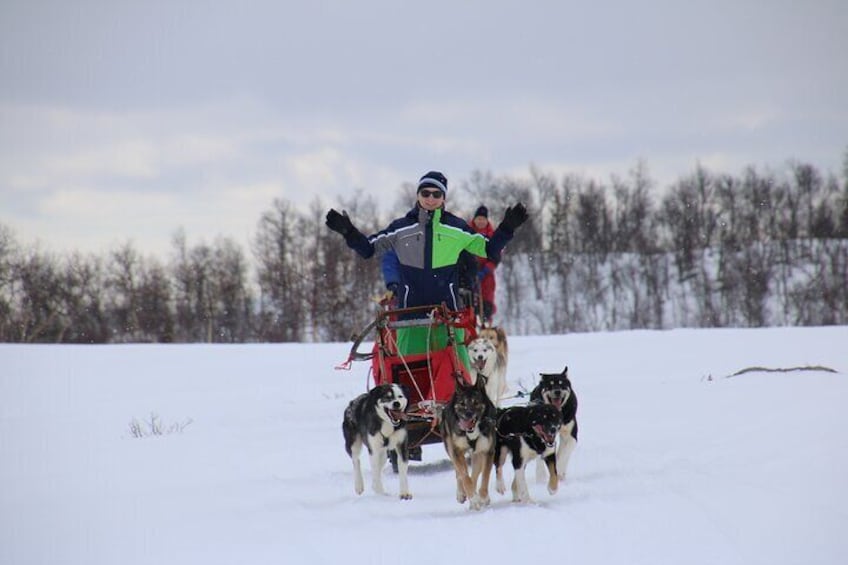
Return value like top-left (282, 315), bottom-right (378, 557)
top-left (468, 496), bottom-right (484, 511)
top-left (399, 492), bottom-right (413, 501)
top-left (456, 487), bottom-right (466, 503)
top-left (495, 481), bottom-right (506, 496)
top-left (547, 484), bottom-right (558, 495)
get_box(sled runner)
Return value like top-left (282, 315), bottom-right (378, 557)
top-left (339, 302), bottom-right (478, 462)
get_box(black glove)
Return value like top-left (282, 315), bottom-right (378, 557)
top-left (499, 202), bottom-right (528, 232)
top-left (325, 209), bottom-right (354, 236)
top-left (386, 282), bottom-right (399, 297)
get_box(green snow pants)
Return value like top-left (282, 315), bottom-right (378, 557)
top-left (396, 326), bottom-right (471, 372)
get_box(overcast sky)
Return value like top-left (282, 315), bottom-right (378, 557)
top-left (1, 0), bottom-right (846, 259)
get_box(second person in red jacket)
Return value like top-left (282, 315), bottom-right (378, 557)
top-left (469, 205), bottom-right (498, 326)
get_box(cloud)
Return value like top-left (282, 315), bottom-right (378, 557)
top-left (398, 96), bottom-right (619, 140)
top-left (49, 140), bottom-right (160, 179)
top-left (1, 25), bottom-right (845, 262)
top-left (41, 187), bottom-right (173, 220)
top-left (0, 99), bottom-right (423, 256)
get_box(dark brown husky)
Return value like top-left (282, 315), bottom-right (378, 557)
top-left (440, 376), bottom-right (498, 510)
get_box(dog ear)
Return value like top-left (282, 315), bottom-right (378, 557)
top-left (561, 366), bottom-right (568, 376)
top-left (367, 385), bottom-right (384, 402)
top-left (453, 372), bottom-right (471, 389)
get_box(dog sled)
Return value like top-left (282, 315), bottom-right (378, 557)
top-left (338, 302), bottom-right (478, 466)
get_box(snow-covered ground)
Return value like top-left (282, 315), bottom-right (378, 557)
top-left (2, 326), bottom-right (847, 565)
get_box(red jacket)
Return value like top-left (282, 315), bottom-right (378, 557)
top-left (469, 218), bottom-right (497, 305)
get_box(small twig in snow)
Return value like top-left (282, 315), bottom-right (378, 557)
top-left (128, 412), bottom-right (193, 438)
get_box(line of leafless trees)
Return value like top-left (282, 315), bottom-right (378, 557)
top-left (1, 158), bottom-right (846, 343)
top-left (498, 161), bottom-right (848, 334)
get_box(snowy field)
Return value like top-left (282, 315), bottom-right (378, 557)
top-left (2, 326), bottom-right (847, 565)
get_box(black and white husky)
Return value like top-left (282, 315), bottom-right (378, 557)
top-left (494, 403), bottom-right (563, 503)
top-left (342, 384), bottom-right (412, 500)
top-left (530, 366), bottom-right (579, 480)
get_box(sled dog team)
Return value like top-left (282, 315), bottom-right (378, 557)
top-left (342, 331), bottom-right (579, 508)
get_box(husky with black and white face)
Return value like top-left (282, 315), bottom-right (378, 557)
top-left (440, 377), bottom-right (498, 511)
top-left (342, 384), bottom-right (412, 500)
top-left (530, 366), bottom-right (579, 481)
top-left (494, 403), bottom-right (563, 503)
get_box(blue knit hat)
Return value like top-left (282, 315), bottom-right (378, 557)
top-left (417, 171), bottom-right (448, 194)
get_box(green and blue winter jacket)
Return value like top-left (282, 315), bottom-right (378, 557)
top-left (343, 205), bottom-right (514, 311)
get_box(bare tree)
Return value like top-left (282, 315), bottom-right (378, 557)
top-left (171, 230), bottom-right (200, 341)
top-left (136, 259), bottom-right (175, 342)
top-left (838, 180), bottom-right (848, 238)
top-left (209, 237), bottom-right (253, 342)
top-left (254, 199), bottom-right (307, 341)
top-left (60, 253), bottom-right (108, 343)
top-left (13, 248), bottom-right (64, 342)
top-left (660, 166), bottom-right (719, 280)
top-left (171, 232), bottom-right (250, 343)
top-left (0, 225), bottom-right (18, 341)
top-left (792, 162), bottom-right (825, 238)
top-left (612, 161), bottom-right (657, 253)
top-left (105, 243), bottom-right (145, 342)
top-left (574, 181), bottom-right (612, 257)
top-left (315, 192), bottom-right (383, 342)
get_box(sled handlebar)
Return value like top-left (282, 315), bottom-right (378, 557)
top-left (341, 303), bottom-right (477, 366)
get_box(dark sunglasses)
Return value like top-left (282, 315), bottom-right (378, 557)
top-left (418, 189), bottom-right (444, 199)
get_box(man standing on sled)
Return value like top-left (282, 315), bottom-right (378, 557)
top-left (325, 170), bottom-right (527, 394)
